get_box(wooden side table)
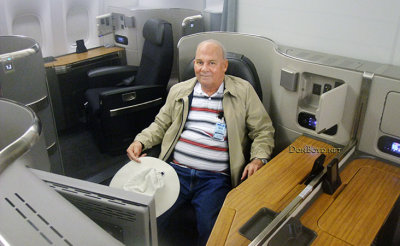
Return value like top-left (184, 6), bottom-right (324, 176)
top-left (208, 136), bottom-right (338, 245)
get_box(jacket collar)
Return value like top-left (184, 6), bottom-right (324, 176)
top-left (175, 75), bottom-right (237, 101)
top-left (223, 75), bottom-right (238, 98)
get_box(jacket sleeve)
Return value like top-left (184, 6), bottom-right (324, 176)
top-left (245, 85), bottom-right (275, 160)
top-left (134, 87), bottom-right (177, 150)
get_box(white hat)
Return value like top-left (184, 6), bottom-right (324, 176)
top-left (109, 157), bottom-right (180, 217)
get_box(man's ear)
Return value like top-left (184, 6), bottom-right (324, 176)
top-left (224, 59), bottom-right (228, 72)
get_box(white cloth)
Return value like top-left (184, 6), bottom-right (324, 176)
top-left (109, 157), bottom-right (180, 217)
top-left (122, 167), bottom-right (164, 195)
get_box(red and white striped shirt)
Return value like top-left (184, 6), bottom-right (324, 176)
top-left (173, 82), bottom-right (229, 173)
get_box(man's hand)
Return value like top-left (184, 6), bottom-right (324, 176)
top-left (126, 141), bottom-right (147, 162)
top-left (241, 158), bottom-right (264, 181)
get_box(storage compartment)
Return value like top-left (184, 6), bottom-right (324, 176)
top-left (297, 73), bottom-right (347, 135)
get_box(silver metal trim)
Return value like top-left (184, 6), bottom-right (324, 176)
top-left (54, 65), bottom-right (69, 74)
top-left (0, 43), bottom-right (39, 61)
top-left (353, 72), bottom-right (374, 143)
top-left (26, 95), bottom-right (49, 113)
top-left (276, 45), bottom-right (400, 81)
top-left (0, 98), bottom-right (41, 174)
top-left (250, 138), bottom-right (357, 246)
top-left (182, 15), bottom-right (203, 27)
top-left (46, 142), bottom-right (57, 155)
top-left (0, 233), bottom-right (11, 246)
top-left (249, 170), bottom-right (325, 246)
top-left (177, 31), bottom-right (276, 50)
top-left (109, 98), bottom-right (163, 117)
top-left (260, 146), bottom-right (356, 246)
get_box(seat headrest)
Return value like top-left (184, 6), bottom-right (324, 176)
top-left (142, 18), bottom-right (169, 45)
top-left (181, 52), bottom-right (263, 100)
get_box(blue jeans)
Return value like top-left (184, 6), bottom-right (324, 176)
top-left (158, 163), bottom-right (231, 246)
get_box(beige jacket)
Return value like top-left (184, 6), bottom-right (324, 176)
top-left (135, 75), bottom-right (274, 187)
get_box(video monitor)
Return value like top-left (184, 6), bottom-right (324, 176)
top-left (0, 163), bottom-right (125, 246)
top-left (31, 169), bottom-right (158, 246)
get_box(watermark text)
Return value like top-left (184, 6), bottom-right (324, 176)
top-left (289, 145), bottom-right (341, 154)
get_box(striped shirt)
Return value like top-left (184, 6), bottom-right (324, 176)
top-left (173, 82), bottom-right (229, 173)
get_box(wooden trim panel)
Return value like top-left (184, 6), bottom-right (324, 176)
top-left (44, 46), bottom-right (125, 68)
top-left (208, 136), bottom-right (338, 245)
top-left (301, 158), bottom-right (400, 246)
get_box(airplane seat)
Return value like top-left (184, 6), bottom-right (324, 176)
top-left (84, 18), bottom-right (173, 154)
top-left (181, 51), bottom-right (263, 100)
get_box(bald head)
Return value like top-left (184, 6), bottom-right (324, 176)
top-left (194, 39), bottom-right (228, 96)
top-left (196, 39), bottom-right (227, 59)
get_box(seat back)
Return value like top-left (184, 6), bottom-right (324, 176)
top-left (135, 18), bottom-right (174, 87)
top-left (181, 52), bottom-right (263, 100)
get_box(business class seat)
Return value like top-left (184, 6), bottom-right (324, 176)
top-left (161, 51), bottom-right (263, 245)
top-left (84, 18), bottom-right (173, 154)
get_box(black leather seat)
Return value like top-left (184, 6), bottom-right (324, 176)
top-left (84, 18), bottom-right (173, 153)
top-left (181, 52), bottom-right (263, 100)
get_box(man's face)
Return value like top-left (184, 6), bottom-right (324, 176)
top-left (194, 42), bottom-right (228, 89)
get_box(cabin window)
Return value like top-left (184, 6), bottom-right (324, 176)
top-left (66, 6), bottom-right (89, 46)
top-left (12, 14), bottom-right (43, 47)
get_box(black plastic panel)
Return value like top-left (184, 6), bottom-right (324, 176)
top-left (115, 35), bottom-right (128, 45)
top-left (239, 207), bottom-right (277, 240)
top-left (298, 112), bottom-right (338, 136)
top-left (378, 135), bottom-right (400, 158)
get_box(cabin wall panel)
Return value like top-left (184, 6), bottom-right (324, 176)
top-left (103, 0), bottom-right (203, 11)
top-left (237, 0), bottom-right (400, 66)
top-left (0, 0), bottom-right (208, 58)
top-left (0, 0), bottom-right (104, 57)
top-left (359, 76), bottom-right (400, 165)
top-left (0, 1), bottom-right (8, 35)
top-left (103, 0), bottom-right (139, 8)
top-left (270, 51), bottom-right (363, 152)
top-left (137, 0), bottom-right (204, 10)
top-left (50, 0), bottom-right (103, 56)
top-left (392, 16), bottom-right (400, 65)
top-left (0, 0), bottom-right (54, 56)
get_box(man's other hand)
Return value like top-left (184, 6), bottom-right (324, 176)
top-left (241, 158), bottom-right (264, 181)
top-left (127, 141), bottom-right (147, 162)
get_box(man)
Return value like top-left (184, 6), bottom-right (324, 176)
top-left (127, 39), bottom-right (274, 245)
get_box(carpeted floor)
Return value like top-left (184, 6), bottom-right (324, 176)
top-left (57, 122), bottom-right (129, 183)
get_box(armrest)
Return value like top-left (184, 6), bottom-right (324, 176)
top-left (88, 65), bottom-right (139, 78)
top-left (87, 65), bottom-right (139, 88)
top-left (99, 85), bottom-right (166, 117)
